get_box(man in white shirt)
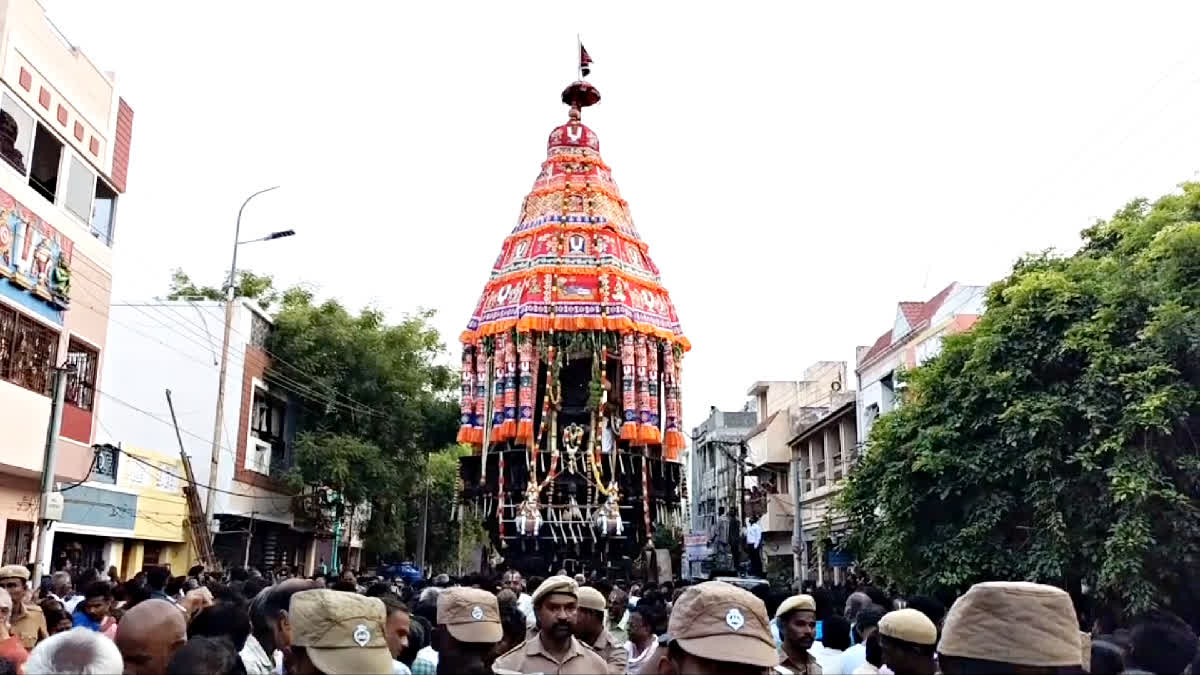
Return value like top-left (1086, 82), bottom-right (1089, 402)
top-left (501, 570), bottom-right (535, 629)
top-left (745, 516), bottom-right (764, 577)
top-left (811, 615), bottom-right (852, 673)
top-left (841, 605), bottom-right (886, 674)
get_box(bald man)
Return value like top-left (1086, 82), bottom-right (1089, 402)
top-left (115, 599), bottom-right (187, 675)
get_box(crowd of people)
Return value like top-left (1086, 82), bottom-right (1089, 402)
top-left (0, 557), bottom-right (1194, 674)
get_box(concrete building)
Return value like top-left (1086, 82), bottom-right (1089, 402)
top-left (742, 362), bottom-right (846, 577)
top-left (0, 0), bottom-right (134, 568)
top-left (789, 394), bottom-right (856, 583)
top-left (687, 408), bottom-right (755, 562)
top-left (54, 443), bottom-right (196, 577)
top-left (96, 299), bottom-right (334, 574)
top-left (856, 282), bottom-right (985, 443)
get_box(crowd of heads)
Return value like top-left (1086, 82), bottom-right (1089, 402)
top-left (0, 557), bottom-right (1192, 674)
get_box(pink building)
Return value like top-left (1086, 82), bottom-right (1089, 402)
top-left (0, 0), bottom-right (133, 566)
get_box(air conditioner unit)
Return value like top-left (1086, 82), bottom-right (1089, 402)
top-left (248, 438), bottom-right (273, 473)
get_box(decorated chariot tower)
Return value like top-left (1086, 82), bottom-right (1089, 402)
top-left (455, 55), bottom-right (689, 576)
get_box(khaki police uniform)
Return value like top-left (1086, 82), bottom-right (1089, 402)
top-left (664, 580), bottom-right (782, 672)
top-left (938, 581), bottom-right (1084, 670)
top-left (491, 632), bottom-right (610, 675)
top-left (575, 586), bottom-right (627, 675)
top-left (492, 575), bottom-right (609, 675)
top-left (775, 594), bottom-right (822, 675)
top-left (289, 589), bottom-right (392, 675)
top-left (438, 586), bottom-right (502, 643)
top-left (0, 565), bottom-right (45, 650)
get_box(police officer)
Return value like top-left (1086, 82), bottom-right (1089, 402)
top-left (0, 565), bottom-right (45, 650)
top-left (573, 586), bottom-right (627, 675)
top-left (776, 594), bottom-right (822, 675)
top-left (287, 589), bottom-right (393, 675)
top-left (434, 586), bottom-right (502, 675)
top-left (491, 575), bottom-right (607, 675)
top-left (658, 580), bottom-right (781, 675)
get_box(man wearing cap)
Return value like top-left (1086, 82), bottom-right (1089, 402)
top-left (491, 575), bottom-right (607, 675)
top-left (658, 580), bottom-right (780, 675)
top-left (434, 586), bottom-right (501, 675)
top-left (572, 586), bottom-right (627, 675)
top-left (775, 594), bottom-right (822, 675)
top-left (288, 589), bottom-right (393, 675)
top-left (0, 565), bottom-right (45, 650)
top-left (936, 581), bottom-right (1084, 674)
top-left (877, 609), bottom-right (937, 675)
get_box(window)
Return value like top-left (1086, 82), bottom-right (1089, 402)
top-left (28, 122), bottom-right (62, 203)
top-left (64, 155), bottom-right (94, 222)
top-left (64, 339), bottom-right (98, 410)
top-left (0, 305), bottom-right (59, 396)
top-left (247, 383), bottom-right (287, 475)
top-left (91, 178), bottom-right (116, 244)
top-left (0, 94), bottom-right (33, 174)
top-left (92, 445), bottom-right (118, 484)
top-left (156, 462), bottom-right (178, 492)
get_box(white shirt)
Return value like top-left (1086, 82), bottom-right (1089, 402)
top-left (240, 635), bottom-right (275, 675)
top-left (416, 645), bottom-right (439, 666)
top-left (625, 640), bottom-right (659, 675)
top-left (840, 642), bottom-right (868, 674)
top-left (517, 592), bottom-right (535, 628)
top-left (746, 521), bottom-right (763, 547)
top-left (809, 644), bottom-right (844, 674)
top-left (392, 660), bottom-right (411, 675)
top-left (63, 594), bottom-right (84, 613)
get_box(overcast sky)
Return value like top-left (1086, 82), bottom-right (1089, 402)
top-left (45, 1), bottom-right (1200, 430)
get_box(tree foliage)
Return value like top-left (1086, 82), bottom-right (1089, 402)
top-left (268, 288), bottom-right (460, 558)
top-left (165, 268), bottom-right (280, 311)
top-left (840, 183), bottom-right (1200, 619)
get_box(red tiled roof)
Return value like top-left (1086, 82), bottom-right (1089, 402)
top-left (858, 282), bottom-right (959, 368)
top-left (898, 302), bottom-right (924, 326)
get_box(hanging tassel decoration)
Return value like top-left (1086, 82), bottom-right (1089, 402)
top-left (471, 342), bottom-right (487, 445)
top-left (641, 336), bottom-right (662, 444)
top-left (516, 334), bottom-right (536, 443)
top-left (635, 335), bottom-right (654, 445)
top-left (620, 334), bottom-right (639, 440)
top-left (491, 333), bottom-right (508, 442)
top-left (502, 332), bottom-right (518, 439)
top-left (457, 346), bottom-right (476, 444)
top-left (663, 344), bottom-right (685, 459)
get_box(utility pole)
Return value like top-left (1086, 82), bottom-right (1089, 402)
top-left (205, 185), bottom-right (284, 524)
top-left (417, 472), bottom-right (431, 574)
top-left (33, 366), bottom-right (70, 579)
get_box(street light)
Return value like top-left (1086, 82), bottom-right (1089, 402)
top-left (205, 186), bottom-right (294, 526)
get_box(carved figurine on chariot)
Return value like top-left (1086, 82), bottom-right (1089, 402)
top-left (594, 492), bottom-right (623, 537)
top-left (514, 482), bottom-right (542, 537)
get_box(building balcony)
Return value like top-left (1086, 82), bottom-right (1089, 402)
top-left (760, 493), bottom-right (794, 533)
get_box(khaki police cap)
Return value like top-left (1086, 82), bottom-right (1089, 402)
top-left (437, 587), bottom-right (502, 643)
top-left (289, 590), bottom-right (391, 675)
top-left (666, 581), bottom-right (778, 668)
top-left (938, 582), bottom-right (1081, 667)
top-left (531, 575), bottom-right (577, 606)
top-left (576, 586), bottom-right (607, 612)
top-left (879, 608), bottom-right (938, 645)
top-left (0, 565), bottom-right (28, 581)
top-left (775, 594), bottom-right (816, 618)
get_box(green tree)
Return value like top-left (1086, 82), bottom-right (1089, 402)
top-left (165, 268), bottom-right (280, 311)
top-left (404, 445), bottom-right (487, 572)
top-left (840, 183), bottom-right (1200, 620)
top-left (269, 288), bottom-right (460, 557)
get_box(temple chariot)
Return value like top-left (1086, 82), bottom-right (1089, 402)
top-left (455, 61), bottom-right (690, 577)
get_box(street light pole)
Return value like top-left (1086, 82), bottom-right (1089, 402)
top-left (205, 186), bottom-right (281, 525)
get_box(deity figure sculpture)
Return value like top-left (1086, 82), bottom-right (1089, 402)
top-left (514, 483), bottom-right (542, 537)
top-left (594, 493), bottom-right (623, 536)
